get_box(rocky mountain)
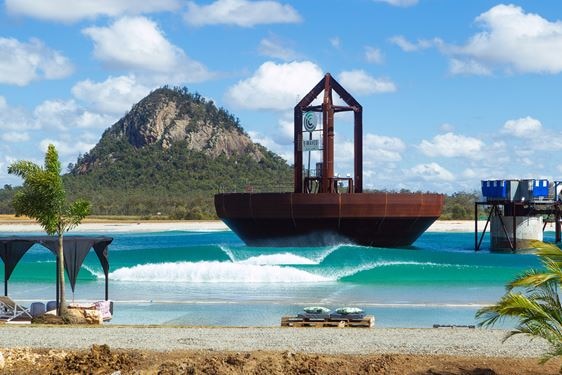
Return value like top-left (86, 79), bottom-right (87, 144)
top-left (73, 87), bottom-right (267, 174)
top-left (63, 87), bottom-right (292, 219)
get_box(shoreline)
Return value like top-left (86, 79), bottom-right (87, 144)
top-left (0, 219), bottom-right (544, 234)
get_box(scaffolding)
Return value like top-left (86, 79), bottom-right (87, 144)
top-left (474, 199), bottom-right (562, 252)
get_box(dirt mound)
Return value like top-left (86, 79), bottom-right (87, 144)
top-left (48, 344), bottom-right (143, 374)
top-left (0, 346), bottom-right (560, 374)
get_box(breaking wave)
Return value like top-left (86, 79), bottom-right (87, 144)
top-left (108, 261), bottom-right (330, 283)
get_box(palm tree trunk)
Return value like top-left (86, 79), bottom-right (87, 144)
top-left (58, 233), bottom-right (67, 317)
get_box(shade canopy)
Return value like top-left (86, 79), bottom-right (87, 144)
top-left (0, 236), bottom-right (112, 297)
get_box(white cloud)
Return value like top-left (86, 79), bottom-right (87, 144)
top-left (330, 37), bottom-right (341, 49)
top-left (375, 0), bottom-right (418, 7)
top-left (409, 162), bottom-right (454, 181)
top-left (273, 117), bottom-right (295, 145)
top-left (365, 46), bottom-right (383, 64)
top-left (1, 132), bottom-right (30, 142)
top-left (0, 97), bottom-right (35, 130)
top-left (33, 99), bottom-right (114, 130)
top-left (419, 132), bottom-right (484, 159)
top-left (40, 138), bottom-right (95, 156)
top-left (389, 35), bottom-right (436, 52)
top-left (258, 37), bottom-right (297, 61)
top-left (364, 134), bottom-right (406, 162)
top-left (5, 0), bottom-right (180, 22)
top-left (337, 70), bottom-right (396, 95)
top-left (83, 17), bottom-right (213, 82)
top-left (72, 75), bottom-right (150, 114)
top-left (0, 37), bottom-right (73, 86)
top-left (462, 168), bottom-right (477, 179)
top-left (225, 61), bottom-right (324, 110)
top-left (34, 100), bottom-right (79, 130)
top-left (449, 4), bottom-right (562, 74)
top-left (449, 59), bottom-right (491, 76)
top-left (184, 0), bottom-right (301, 27)
top-left (502, 116), bottom-right (542, 138)
top-left (439, 123), bottom-right (455, 132)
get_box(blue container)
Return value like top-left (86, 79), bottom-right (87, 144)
top-left (481, 180), bottom-right (508, 200)
top-left (532, 179), bottom-right (549, 198)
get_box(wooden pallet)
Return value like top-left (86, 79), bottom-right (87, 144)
top-left (281, 315), bottom-right (374, 328)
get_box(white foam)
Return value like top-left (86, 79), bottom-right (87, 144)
top-left (218, 244), bottom-right (237, 262)
top-left (308, 244), bottom-right (361, 264)
top-left (81, 265), bottom-right (103, 278)
top-left (239, 253), bottom-right (316, 265)
top-left (325, 261), bottom-right (468, 279)
top-left (108, 261), bottom-right (330, 283)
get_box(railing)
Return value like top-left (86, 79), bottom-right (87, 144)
top-left (304, 177), bottom-right (354, 194)
top-left (216, 184), bottom-right (293, 194)
top-left (217, 178), bottom-right (355, 194)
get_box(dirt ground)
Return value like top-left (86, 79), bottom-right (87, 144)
top-left (1, 345), bottom-right (561, 375)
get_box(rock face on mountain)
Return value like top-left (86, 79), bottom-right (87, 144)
top-left (74, 87), bottom-right (267, 174)
top-left (115, 88), bottom-right (262, 158)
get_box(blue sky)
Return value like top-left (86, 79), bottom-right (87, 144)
top-left (1, 0), bottom-right (562, 193)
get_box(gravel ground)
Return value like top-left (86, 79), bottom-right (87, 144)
top-left (0, 326), bottom-right (550, 357)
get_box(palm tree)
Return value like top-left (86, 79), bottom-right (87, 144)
top-left (476, 241), bottom-right (562, 363)
top-left (8, 144), bottom-right (91, 318)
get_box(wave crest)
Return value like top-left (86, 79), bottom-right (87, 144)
top-left (109, 261), bottom-right (330, 283)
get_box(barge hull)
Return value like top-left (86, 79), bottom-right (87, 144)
top-left (215, 192), bottom-right (443, 247)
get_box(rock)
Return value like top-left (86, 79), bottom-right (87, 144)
top-left (83, 309), bottom-right (103, 325)
top-left (65, 308), bottom-right (87, 324)
top-left (0, 352), bottom-right (4, 369)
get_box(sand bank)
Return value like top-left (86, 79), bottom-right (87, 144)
top-left (0, 220), bottom-right (229, 233)
top-left (0, 219), bottom-right (499, 234)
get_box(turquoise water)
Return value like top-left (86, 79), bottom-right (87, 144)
top-left (0, 230), bottom-right (548, 327)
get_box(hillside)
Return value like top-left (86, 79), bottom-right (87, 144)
top-left (60, 87), bottom-right (293, 219)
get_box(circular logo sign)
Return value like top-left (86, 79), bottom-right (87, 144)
top-left (303, 111), bottom-right (317, 132)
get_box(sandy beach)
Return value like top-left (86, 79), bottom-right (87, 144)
top-left (0, 326), bottom-right (560, 374)
top-left (0, 218), bottom-right (511, 234)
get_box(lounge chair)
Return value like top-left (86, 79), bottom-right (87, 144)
top-left (30, 302), bottom-right (46, 318)
top-left (0, 296), bottom-right (32, 322)
top-left (329, 307), bottom-right (366, 321)
top-left (46, 300), bottom-right (57, 312)
top-left (297, 306), bottom-right (331, 321)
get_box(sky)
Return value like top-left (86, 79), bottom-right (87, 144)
top-left (1, 0), bottom-right (562, 193)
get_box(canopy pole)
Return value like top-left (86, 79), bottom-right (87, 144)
top-left (56, 255), bottom-right (60, 315)
top-left (105, 273), bottom-right (108, 301)
top-left (4, 272), bottom-right (7, 296)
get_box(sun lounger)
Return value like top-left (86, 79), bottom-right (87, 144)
top-left (329, 313), bottom-right (366, 321)
top-left (46, 300), bottom-right (57, 312)
top-left (329, 307), bottom-right (366, 321)
top-left (30, 302), bottom-right (46, 318)
top-left (296, 312), bottom-right (331, 321)
top-left (0, 296), bottom-right (32, 322)
top-left (298, 306), bottom-right (331, 321)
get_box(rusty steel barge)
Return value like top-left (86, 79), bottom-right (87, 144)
top-left (215, 74), bottom-right (444, 247)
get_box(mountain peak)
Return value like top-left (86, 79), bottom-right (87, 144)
top-left (74, 86), bottom-right (267, 174)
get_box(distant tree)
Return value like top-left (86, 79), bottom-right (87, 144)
top-left (477, 241), bottom-right (562, 366)
top-left (441, 191), bottom-right (479, 220)
top-left (8, 145), bottom-right (91, 318)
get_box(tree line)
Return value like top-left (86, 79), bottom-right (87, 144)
top-left (0, 185), bottom-right (480, 220)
